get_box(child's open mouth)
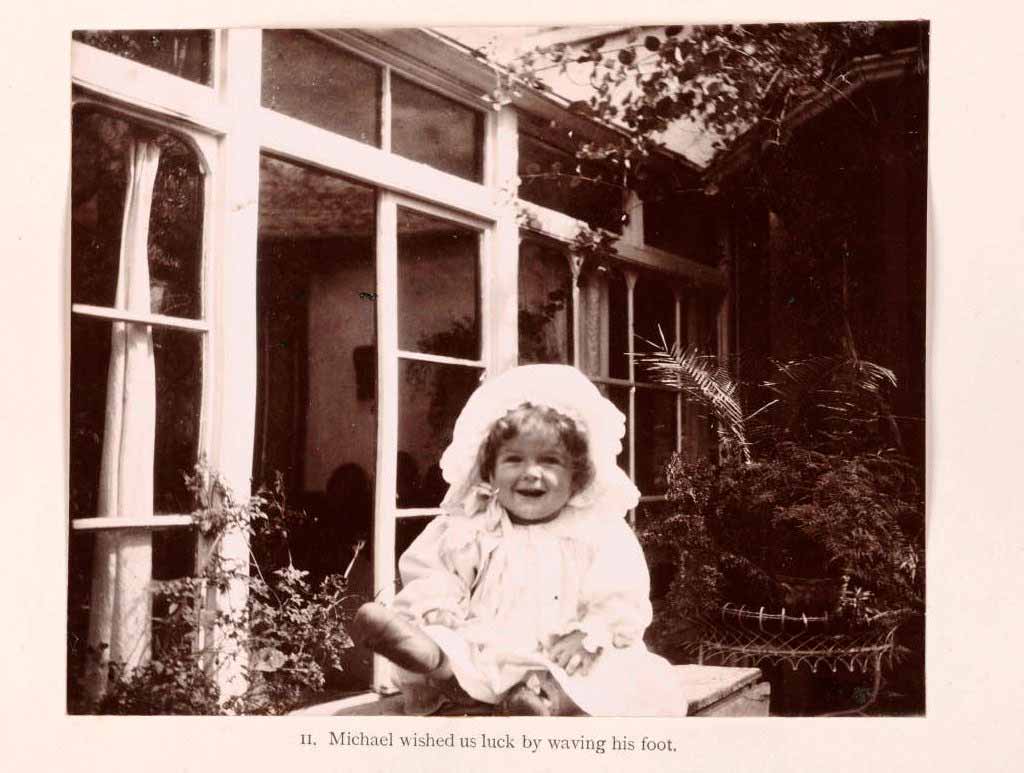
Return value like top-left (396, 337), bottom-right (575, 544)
top-left (515, 489), bottom-right (546, 498)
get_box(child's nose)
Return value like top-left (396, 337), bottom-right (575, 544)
top-left (522, 462), bottom-right (543, 480)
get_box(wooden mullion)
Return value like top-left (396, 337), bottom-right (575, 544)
top-left (71, 515), bottom-right (195, 532)
top-left (71, 40), bottom-right (228, 134)
top-left (589, 375), bottom-right (635, 388)
top-left (395, 508), bottom-right (442, 519)
top-left (372, 191), bottom-right (399, 692)
top-left (396, 350), bottom-right (484, 368)
top-left (72, 304), bottom-right (209, 332)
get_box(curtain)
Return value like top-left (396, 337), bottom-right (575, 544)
top-left (85, 137), bottom-right (161, 700)
top-left (578, 270), bottom-right (609, 378)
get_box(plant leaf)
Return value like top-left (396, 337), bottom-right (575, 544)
top-left (635, 334), bottom-right (750, 463)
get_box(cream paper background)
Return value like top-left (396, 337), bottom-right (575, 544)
top-left (2, 1), bottom-right (1021, 770)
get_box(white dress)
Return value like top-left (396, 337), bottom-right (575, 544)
top-left (391, 497), bottom-right (688, 717)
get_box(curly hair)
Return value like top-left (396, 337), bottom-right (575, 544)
top-left (477, 402), bottom-right (594, 494)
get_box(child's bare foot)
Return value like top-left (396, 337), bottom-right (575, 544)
top-left (497, 672), bottom-right (552, 716)
top-left (351, 602), bottom-right (446, 674)
top-left (497, 671), bottom-right (583, 716)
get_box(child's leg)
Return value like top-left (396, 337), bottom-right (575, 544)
top-left (351, 602), bottom-right (452, 678)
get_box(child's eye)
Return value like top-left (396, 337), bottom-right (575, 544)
top-left (500, 455), bottom-right (522, 464)
top-left (540, 456), bottom-right (565, 466)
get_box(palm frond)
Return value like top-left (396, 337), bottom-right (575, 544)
top-left (635, 332), bottom-right (750, 464)
top-left (761, 354), bottom-right (897, 450)
top-left (855, 359), bottom-right (897, 393)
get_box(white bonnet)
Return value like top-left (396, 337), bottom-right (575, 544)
top-left (439, 364), bottom-right (640, 522)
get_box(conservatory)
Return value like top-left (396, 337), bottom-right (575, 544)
top-left (68, 22), bottom-right (928, 716)
top-left (67, 28), bottom-right (731, 708)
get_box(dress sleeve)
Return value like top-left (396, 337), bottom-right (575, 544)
top-left (391, 515), bottom-right (480, 626)
top-left (575, 517), bottom-right (654, 650)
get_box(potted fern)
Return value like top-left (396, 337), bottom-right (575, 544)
top-left (637, 337), bottom-right (924, 652)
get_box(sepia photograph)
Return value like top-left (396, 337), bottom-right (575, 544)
top-left (65, 21), bottom-right (928, 720)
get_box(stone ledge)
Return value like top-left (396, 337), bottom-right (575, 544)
top-left (294, 665), bottom-right (768, 717)
top-left (675, 665), bottom-right (764, 714)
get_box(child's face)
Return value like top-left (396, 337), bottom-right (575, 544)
top-left (491, 428), bottom-right (574, 522)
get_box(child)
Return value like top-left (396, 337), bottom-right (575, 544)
top-left (352, 364), bottom-right (687, 716)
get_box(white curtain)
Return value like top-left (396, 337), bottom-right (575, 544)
top-left (578, 270), bottom-right (610, 378)
top-left (86, 138), bottom-right (161, 700)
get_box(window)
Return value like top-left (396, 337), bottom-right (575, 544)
top-left (517, 239), bottom-right (710, 496)
top-left (391, 75), bottom-right (484, 182)
top-left (72, 30), bottom-right (214, 85)
top-left (261, 31), bottom-right (486, 182)
top-left (259, 31), bottom-right (494, 694)
top-left (262, 30), bottom-right (382, 146)
top-left (71, 27), bottom-right (725, 704)
top-left (397, 208), bottom-right (481, 358)
top-left (396, 206), bottom-right (485, 513)
top-left (69, 104), bottom-right (208, 697)
top-left (253, 159), bottom-right (487, 687)
top-left (633, 276), bottom-right (680, 494)
top-left (523, 243), bottom-right (719, 501)
top-left (579, 266), bottom-right (647, 482)
top-left (518, 239), bottom-right (573, 365)
top-left (643, 189), bottom-right (719, 265)
top-left (255, 154), bottom-right (377, 559)
top-left (254, 155), bottom-right (378, 691)
top-left (518, 131), bottom-right (623, 232)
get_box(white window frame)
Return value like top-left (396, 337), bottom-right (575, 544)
top-left (373, 192), bottom-right (494, 690)
top-left (69, 26), bottom-right (730, 703)
top-left (68, 96), bottom-right (218, 530)
top-left (514, 139), bottom-right (730, 515)
top-left (71, 27), bottom-right (509, 697)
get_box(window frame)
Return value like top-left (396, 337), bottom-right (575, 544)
top-left (514, 133), bottom-right (730, 511)
top-left (517, 233), bottom-right (576, 367)
top-left (68, 94), bottom-right (218, 533)
top-left (375, 194), bottom-right (492, 670)
top-left (69, 26), bottom-right (731, 702)
top-left (517, 233), bottom-right (720, 511)
top-left (73, 28), bottom-right (506, 695)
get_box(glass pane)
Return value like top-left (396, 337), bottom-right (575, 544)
top-left (153, 328), bottom-right (203, 513)
top-left (634, 274), bottom-right (677, 380)
top-left (596, 382), bottom-right (631, 474)
top-left (643, 190), bottom-right (718, 264)
top-left (635, 387), bottom-right (677, 494)
top-left (152, 530), bottom-right (196, 580)
top-left (396, 516), bottom-right (436, 570)
top-left (391, 75), bottom-right (483, 182)
top-left (255, 154), bottom-right (377, 601)
top-left (518, 133), bottom-right (623, 232)
top-left (69, 316), bottom-right (108, 521)
top-left (73, 30), bottom-right (213, 85)
top-left (71, 108), bottom-right (204, 318)
top-left (578, 269), bottom-right (629, 380)
top-left (704, 294), bottom-right (721, 353)
top-left (398, 208), bottom-right (480, 359)
top-left (686, 290), bottom-right (717, 353)
top-left (607, 272), bottom-right (630, 380)
top-left (66, 531), bottom-right (93, 709)
top-left (396, 450), bottom-right (443, 510)
top-left (69, 317), bottom-right (202, 517)
top-left (399, 361), bottom-right (482, 508)
top-left (519, 240), bottom-right (572, 365)
top-left (262, 29), bottom-right (381, 147)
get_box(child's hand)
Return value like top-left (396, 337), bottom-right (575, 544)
top-left (547, 631), bottom-right (599, 676)
top-left (423, 609), bottom-right (460, 628)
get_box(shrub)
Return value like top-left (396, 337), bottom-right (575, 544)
top-left (74, 462), bottom-right (362, 715)
top-left (636, 344), bottom-right (924, 644)
top-left (641, 445), bottom-right (923, 631)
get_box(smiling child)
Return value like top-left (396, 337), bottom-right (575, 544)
top-left (352, 365), bottom-right (687, 716)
